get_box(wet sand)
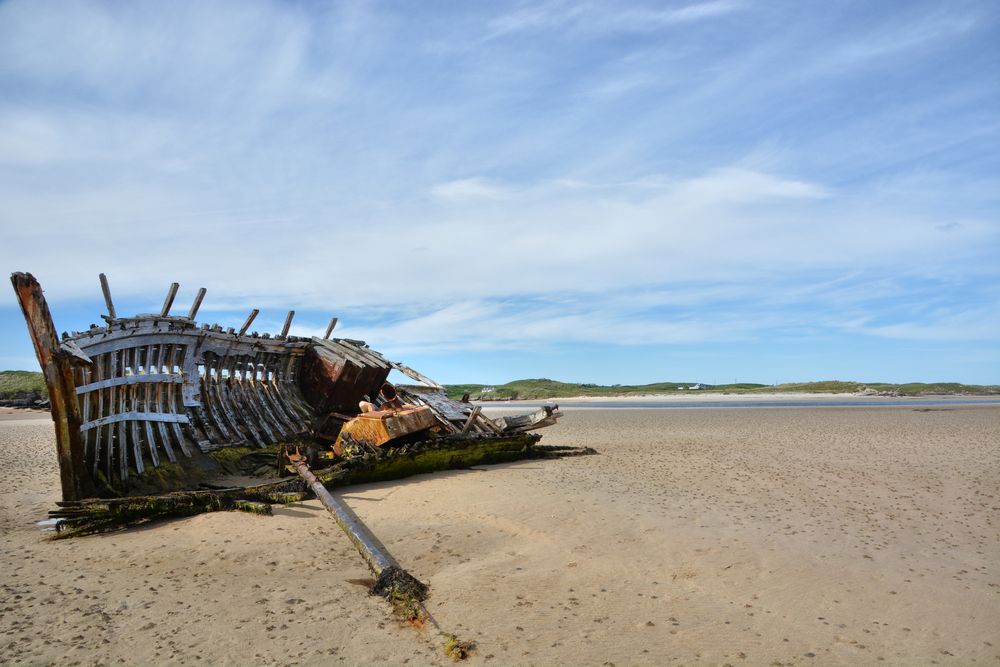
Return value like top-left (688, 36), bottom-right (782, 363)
top-left (1, 405), bottom-right (998, 665)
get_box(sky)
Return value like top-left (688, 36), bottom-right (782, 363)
top-left (1, 0), bottom-right (998, 385)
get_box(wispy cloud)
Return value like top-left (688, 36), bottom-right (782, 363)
top-left (0, 0), bottom-right (997, 382)
top-left (487, 0), bottom-right (746, 38)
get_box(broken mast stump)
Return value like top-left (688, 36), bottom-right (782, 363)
top-left (286, 450), bottom-right (473, 659)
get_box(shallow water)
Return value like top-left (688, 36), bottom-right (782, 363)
top-left (484, 397), bottom-right (1000, 409)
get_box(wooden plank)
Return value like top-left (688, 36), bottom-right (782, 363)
top-left (229, 358), bottom-right (270, 446)
top-left (280, 311), bottom-right (294, 338)
top-left (238, 309), bottom-right (259, 336)
top-left (160, 282), bottom-right (179, 317)
top-left (460, 406), bottom-right (481, 436)
top-left (99, 273), bottom-right (117, 320)
top-left (141, 344), bottom-right (166, 465)
top-left (80, 411), bottom-right (191, 431)
top-left (187, 287), bottom-right (207, 320)
top-left (246, 356), bottom-right (288, 439)
top-left (476, 412), bottom-right (503, 434)
top-left (77, 330), bottom-right (309, 359)
top-left (268, 377), bottom-right (308, 433)
top-left (152, 344), bottom-right (174, 464)
top-left (398, 386), bottom-right (469, 421)
top-left (116, 350), bottom-right (129, 481)
top-left (75, 373), bottom-right (183, 394)
top-left (389, 361), bottom-right (442, 388)
top-left (105, 349), bottom-right (117, 482)
top-left (255, 355), bottom-right (293, 433)
top-left (199, 360), bottom-right (234, 445)
top-left (213, 355), bottom-right (251, 444)
top-left (93, 352), bottom-right (105, 477)
top-left (126, 348), bottom-right (144, 474)
top-left (164, 344), bottom-right (191, 457)
top-left (80, 367), bottom-right (91, 461)
top-left (232, 358), bottom-right (275, 445)
top-left (323, 317), bottom-right (338, 339)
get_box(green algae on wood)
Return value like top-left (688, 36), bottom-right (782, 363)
top-left (48, 436), bottom-right (595, 538)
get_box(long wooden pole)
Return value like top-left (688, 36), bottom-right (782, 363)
top-left (287, 451), bottom-right (472, 659)
top-left (11, 273), bottom-right (98, 500)
top-left (288, 452), bottom-right (400, 577)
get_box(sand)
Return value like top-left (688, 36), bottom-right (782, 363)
top-left (1, 405), bottom-right (998, 666)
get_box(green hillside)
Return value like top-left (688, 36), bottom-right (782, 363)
top-left (0, 370), bottom-right (47, 400)
top-left (444, 378), bottom-right (999, 400)
top-left (3, 369), bottom-right (996, 404)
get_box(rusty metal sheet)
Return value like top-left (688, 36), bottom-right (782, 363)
top-left (336, 406), bottom-right (437, 450)
top-left (298, 344), bottom-right (389, 414)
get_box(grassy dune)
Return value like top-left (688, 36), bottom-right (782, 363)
top-left (444, 378), bottom-right (999, 400)
top-left (0, 370), bottom-right (47, 400)
top-left (3, 370), bottom-right (996, 403)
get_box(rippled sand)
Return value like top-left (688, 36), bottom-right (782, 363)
top-left (1, 406), bottom-right (998, 665)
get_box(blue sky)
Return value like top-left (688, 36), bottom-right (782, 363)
top-left (1, 0), bottom-right (998, 384)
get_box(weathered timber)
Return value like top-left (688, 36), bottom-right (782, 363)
top-left (289, 452), bottom-right (426, 597)
top-left (160, 282), bottom-right (179, 317)
top-left (48, 436), bottom-right (593, 537)
top-left (460, 406), bottom-right (481, 436)
top-left (238, 309), bottom-right (259, 336)
top-left (280, 310), bottom-right (294, 338)
top-left (324, 317), bottom-right (338, 339)
top-left (14, 273), bottom-right (567, 502)
top-left (99, 273), bottom-right (116, 320)
top-left (389, 361), bottom-right (442, 388)
top-left (187, 287), bottom-right (207, 320)
top-left (11, 273), bottom-right (97, 500)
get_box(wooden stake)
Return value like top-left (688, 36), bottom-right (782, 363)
top-left (99, 273), bottom-right (117, 320)
top-left (238, 309), bottom-right (259, 336)
top-left (280, 310), bottom-right (295, 338)
top-left (160, 282), bottom-right (179, 317)
top-left (323, 317), bottom-right (338, 339)
top-left (187, 287), bottom-right (207, 320)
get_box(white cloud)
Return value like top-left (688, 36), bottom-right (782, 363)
top-left (486, 0), bottom-right (746, 38)
top-left (430, 178), bottom-right (513, 201)
top-left (0, 0), bottom-right (996, 365)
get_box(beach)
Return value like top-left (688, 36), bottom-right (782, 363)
top-left (1, 404), bottom-right (998, 665)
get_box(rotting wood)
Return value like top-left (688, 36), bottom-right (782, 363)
top-left (280, 310), bottom-right (294, 338)
top-left (288, 450), bottom-right (423, 594)
top-left (324, 317), bottom-right (338, 339)
top-left (238, 309), bottom-right (259, 336)
top-left (160, 282), bottom-right (179, 317)
top-left (187, 287), bottom-right (207, 320)
top-left (11, 273), bottom-right (97, 500)
top-left (99, 273), bottom-right (116, 320)
top-left (48, 435), bottom-right (592, 536)
top-left (389, 360), bottom-right (442, 388)
top-left (460, 406), bottom-right (481, 436)
top-left (287, 450), bottom-right (473, 659)
top-left (12, 273), bottom-right (571, 503)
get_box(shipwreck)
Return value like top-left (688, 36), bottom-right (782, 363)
top-left (12, 272), bottom-right (591, 657)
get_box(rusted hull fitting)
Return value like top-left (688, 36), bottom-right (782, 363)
top-left (12, 272), bottom-right (565, 501)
